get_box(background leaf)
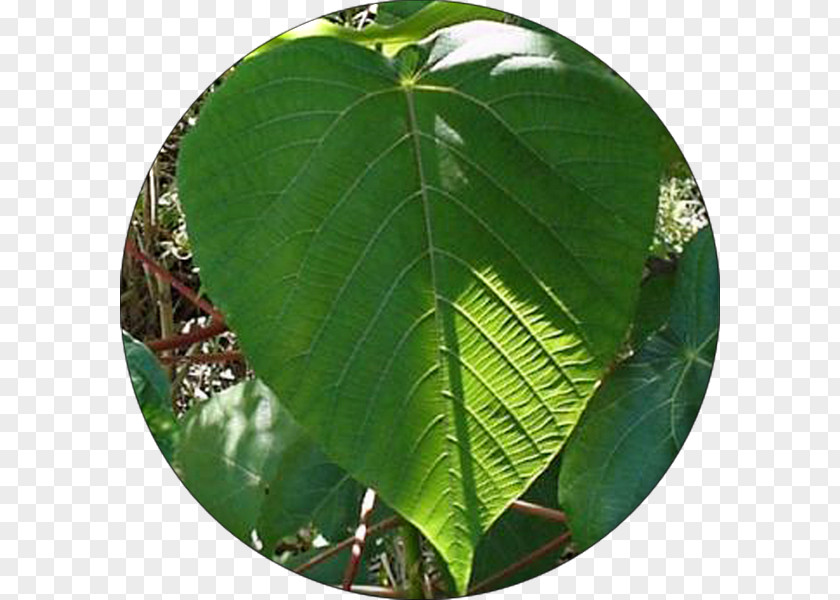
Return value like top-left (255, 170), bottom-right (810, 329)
top-left (174, 380), bottom-right (297, 542)
top-left (122, 330), bottom-right (179, 461)
top-left (258, 437), bottom-right (366, 553)
top-left (629, 268), bottom-right (676, 349)
top-left (278, 538), bottom-right (384, 588)
top-left (179, 22), bottom-right (670, 591)
top-left (556, 227), bottom-right (719, 551)
top-left (174, 379), bottom-right (366, 551)
top-left (247, 2), bottom-right (508, 59)
top-left (469, 456), bottom-right (567, 592)
top-left (376, 1), bottom-right (434, 25)
top-left (123, 330), bottom-right (171, 410)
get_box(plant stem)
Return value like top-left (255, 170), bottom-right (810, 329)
top-left (124, 237), bottom-right (223, 321)
top-left (158, 351), bottom-right (244, 365)
top-left (349, 585), bottom-right (401, 598)
top-left (294, 515), bottom-right (401, 574)
top-left (342, 488), bottom-right (378, 590)
top-left (509, 499), bottom-right (567, 523)
top-left (146, 320), bottom-right (228, 352)
top-left (401, 523), bottom-right (425, 599)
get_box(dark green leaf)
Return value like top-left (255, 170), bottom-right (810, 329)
top-left (376, 1), bottom-right (434, 25)
top-left (174, 379), bottom-right (366, 549)
top-left (180, 21), bottom-right (669, 591)
top-left (629, 268), bottom-right (676, 349)
top-left (123, 330), bottom-right (179, 461)
top-left (140, 404), bottom-right (180, 463)
top-left (470, 456), bottom-right (567, 592)
top-left (258, 438), bottom-right (366, 552)
top-left (557, 227), bottom-right (718, 551)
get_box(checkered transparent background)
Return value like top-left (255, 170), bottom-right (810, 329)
top-left (1, 0), bottom-right (835, 598)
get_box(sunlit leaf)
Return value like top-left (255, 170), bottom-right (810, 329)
top-left (179, 21), bottom-right (671, 591)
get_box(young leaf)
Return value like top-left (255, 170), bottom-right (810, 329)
top-left (556, 227), bottom-right (719, 551)
top-left (179, 22), bottom-right (671, 591)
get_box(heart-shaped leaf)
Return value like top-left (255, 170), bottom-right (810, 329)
top-left (179, 22), bottom-right (670, 590)
top-left (557, 227), bottom-right (719, 550)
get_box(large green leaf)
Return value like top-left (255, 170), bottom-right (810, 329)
top-left (557, 227), bottom-right (719, 550)
top-left (376, 1), bottom-right (435, 25)
top-left (179, 21), bottom-right (669, 591)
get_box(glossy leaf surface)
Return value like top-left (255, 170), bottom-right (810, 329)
top-left (179, 22), bottom-right (669, 590)
top-left (557, 227), bottom-right (718, 550)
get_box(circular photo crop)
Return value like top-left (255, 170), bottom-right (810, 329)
top-left (121, 2), bottom-right (719, 597)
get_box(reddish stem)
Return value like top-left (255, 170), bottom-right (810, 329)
top-left (509, 499), bottom-right (567, 523)
top-left (158, 351), bottom-right (244, 365)
top-left (293, 516), bottom-right (401, 574)
top-left (124, 237), bottom-right (224, 321)
top-left (146, 319), bottom-right (229, 352)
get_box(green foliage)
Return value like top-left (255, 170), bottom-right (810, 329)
top-left (258, 437), bottom-right (366, 552)
top-left (122, 330), bottom-right (179, 461)
top-left (557, 227), bottom-right (718, 551)
top-left (470, 457), bottom-right (567, 592)
top-left (246, 1), bottom-right (508, 59)
top-left (174, 379), bottom-right (363, 549)
top-left (178, 20), bottom-right (672, 592)
top-left (376, 1), bottom-right (435, 25)
top-left (174, 380), bottom-right (294, 543)
top-left (629, 268), bottom-right (676, 349)
top-left (123, 330), bottom-right (170, 409)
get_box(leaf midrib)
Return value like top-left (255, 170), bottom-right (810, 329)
top-left (403, 83), bottom-right (461, 559)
